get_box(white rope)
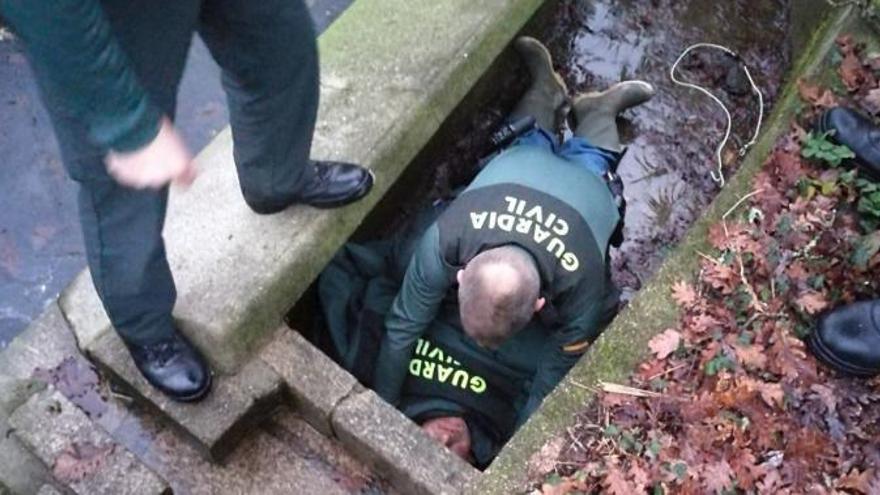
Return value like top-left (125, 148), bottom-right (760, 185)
top-left (669, 43), bottom-right (765, 187)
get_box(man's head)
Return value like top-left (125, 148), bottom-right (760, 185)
top-left (421, 416), bottom-right (472, 460)
top-left (457, 246), bottom-right (545, 349)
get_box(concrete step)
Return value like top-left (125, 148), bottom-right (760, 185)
top-left (89, 330), bottom-right (283, 461)
top-left (9, 389), bottom-right (170, 495)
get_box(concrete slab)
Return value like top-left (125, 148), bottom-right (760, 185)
top-left (9, 390), bottom-right (169, 495)
top-left (331, 390), bottom-right (479, 495)
top-left (89, 329), bottom-right (283, 461)
top-left (59, 0), bottom-right (545, 375)
top-left (0, 432), bottom-right (47, 495)
top-left (258, 329), bottom-right (358, 435)
top-left (36, 485), bottom-right (62, 495)
top-left (0, 301), bottom-right (80, 381)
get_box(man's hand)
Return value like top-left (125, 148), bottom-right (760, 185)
top-left (421, 416), bottom-right (472, 460)
top-left (105, 117), bottom-right (197, 189)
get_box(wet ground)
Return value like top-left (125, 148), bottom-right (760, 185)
top-left (544, 0), bottom-right (792, 298)
top-left (0, 0), bottom-right (352, 349)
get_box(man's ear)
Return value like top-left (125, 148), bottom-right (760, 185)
top-left (456, 269), bottom-right (464, 285)
top-left (535, 297), bottom-right (546, 313)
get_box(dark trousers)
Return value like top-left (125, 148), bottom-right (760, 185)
top-left (49, 0), bottom-right (319, 346)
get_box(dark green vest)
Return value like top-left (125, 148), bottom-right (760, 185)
top-left (436, 183), bottom-right (605, 323)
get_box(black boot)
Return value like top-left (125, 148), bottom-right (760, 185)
top-left (817, 107), bottom-right (880, 180)
top-left (125, 330), bottom-right (213, 402)
top-left (808, 299), bottom-right (880, 377)
top-left (249, 161), bottom-right (374, 213)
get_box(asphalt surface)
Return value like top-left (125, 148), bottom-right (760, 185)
top-left (0, 0), bottom-right (353, 348)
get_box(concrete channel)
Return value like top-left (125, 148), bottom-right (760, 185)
top-left (0, 0), bottom-right (856, 494)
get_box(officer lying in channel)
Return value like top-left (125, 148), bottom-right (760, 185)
top-left (317, 36), bottom-right (654, 466)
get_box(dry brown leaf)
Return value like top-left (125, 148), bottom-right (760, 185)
top-left (840, 52), bottom-right (867, 92)
top-left (837, 468), bottom-right (878, 494)
top-left (797, 79), bottom-right (838, 108)
top-left (602, 464), bottom-right (635, 495)
top-left (756, 381), bottom-right (785, 409)
top-left (648, 329), bottom-right (682, 360)
top-left (527, 437), bottom-right (565, 479)
top-left (734, 344), bottom-right (768, 371)
top-left (795, 290), bottom-right (830, 315)
top-left (672, 280), bottom-right (698, 308)
top-left (702, 460), bottom-right (735, 494)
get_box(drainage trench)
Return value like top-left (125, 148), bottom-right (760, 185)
top-left (286, 0), bottom-right (795, 475)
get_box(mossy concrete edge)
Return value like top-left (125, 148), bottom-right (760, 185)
top-left (471, 5), bottom-right (854, 494)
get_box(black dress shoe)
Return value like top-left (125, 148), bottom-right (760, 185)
top-left (297, 161), bottom-right (374, 209)
top-left (807, 299), bottom-right (880, 377)
top-left (817, 107), bottom-right (880, 180)
top-left (125, 331), bottom-right (213, 402)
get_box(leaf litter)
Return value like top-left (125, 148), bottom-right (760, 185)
top-left (530, 35), bottom-right (880, 495)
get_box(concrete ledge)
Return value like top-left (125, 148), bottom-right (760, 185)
top-left (10, 390), bottom-right (169, 495)
top-left (0, 302), bottom-right (82, 494)
top-left (258, 329), bottom-right (359, 436)
top-left (59, 0), bottom-right (545, 375)
top-left (331, 390), bottom-right (480, 495)
top-left (89, 329), bottom-right (283, 461)
top-left (471, 5), bottom-right (854, 494)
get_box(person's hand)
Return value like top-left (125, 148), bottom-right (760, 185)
top-left (105, 117), bottom-right (197, 189)
top-left (421, 416), bottom-right (472, 460)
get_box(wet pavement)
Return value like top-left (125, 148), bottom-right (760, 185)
top-left (0, 0), bottom-right (352, 349)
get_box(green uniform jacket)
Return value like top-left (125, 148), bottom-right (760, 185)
top-left (2, 0), bottom-right (161, 152)
top-left (374, 144), bottom-right (621, 424)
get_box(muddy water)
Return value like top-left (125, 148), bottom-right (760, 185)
top-left (543, 0), bottom-right (792, 297)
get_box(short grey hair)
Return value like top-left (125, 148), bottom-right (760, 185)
top-left (458, 245), bottom-right (541, 346)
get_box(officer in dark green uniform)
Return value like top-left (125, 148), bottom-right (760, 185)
top-left (318, 37), bottom-right (653, 465)
top-left (2, 0), bottom-right (373, 401)
top-left (373, 36), bottom-right (653, 425)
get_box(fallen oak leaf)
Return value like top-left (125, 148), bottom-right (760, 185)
top-left (797, 79), bottom-right (838, 108)
top-left (702, 460), bottom-right (736, 495)
top-left (734, 344), bottom-right (768, 371)
top-left (840, 51), bottom-right (868, 92)
top-left (795, 290), bottom-right (830, 315)
top-left (671, 280), bottom-right (698, 308)
top-left (837, 468), bottom-right (879, 495)
top-left (649, 329), bottom-right (682, 360)
top-left (602, 464), bottom-right (635, 495)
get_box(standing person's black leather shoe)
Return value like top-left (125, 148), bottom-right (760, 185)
top-left (125, 330), bottom-right (213, 402)
top-left (297, 161), bottom-right (374, 209)
top-left (817, 107), bottom-right (880, 180)
top-left (807, 299), bottom-right (880, 377)
top-left (248, 161), bottom-right (374, 214)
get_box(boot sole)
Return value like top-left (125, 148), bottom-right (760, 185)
top-left (805, 328), bottom-right (879, 377)
top-left (816, 109), bottom-right (880, 182)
